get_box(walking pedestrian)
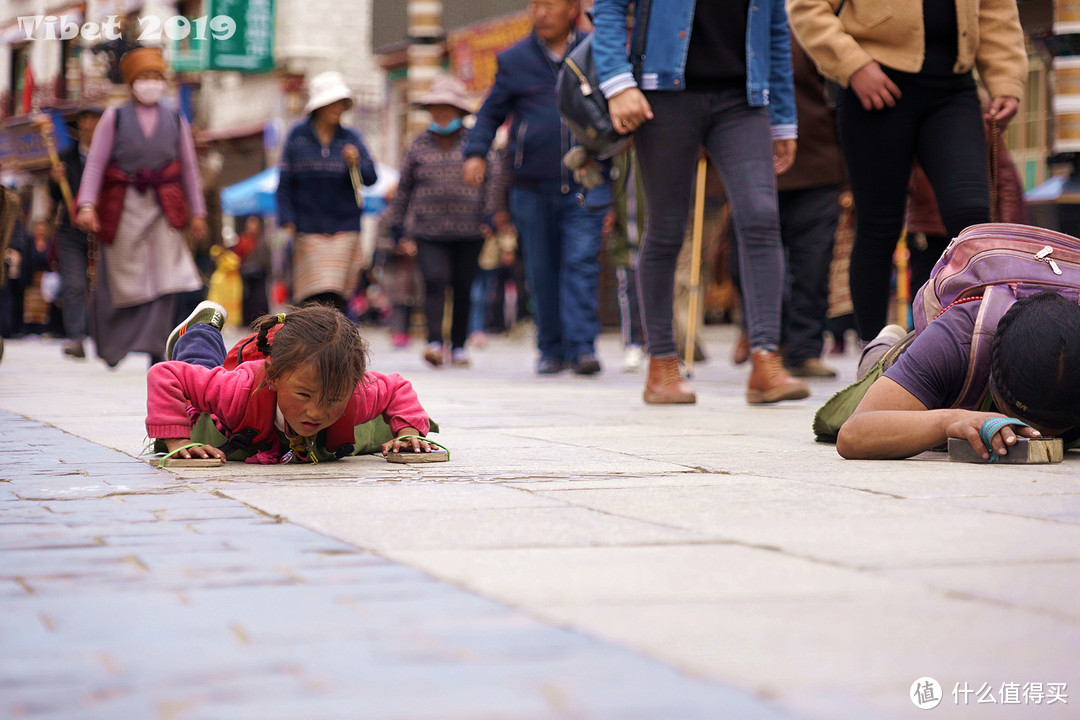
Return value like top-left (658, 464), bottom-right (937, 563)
top-left (731, 37), bottom-right (847, 379)
top-left (463, 0), bottom-right (607, 376)
top-left (75, 47), bottom-right (206, 367)
top-left (592, 0), bottom-right (810, 404)
top-left (388, 74), bottom-right (491, 368)
top-left (277, 71), bottom-right (377, 313)
top-left (49, 106), bottom-right (102, 359)
top-left (787, 0), bottom-right (1027, 341)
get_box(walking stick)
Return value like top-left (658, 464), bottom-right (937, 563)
top-left (348, 164), bottom-right (365, 210)
top-left (684, 156), bottom-right (707, 378)
top-left (32, 113), bottom-right (97, 289)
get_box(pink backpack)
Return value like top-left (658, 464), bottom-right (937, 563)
top-left (912, 223), bottom-right (1080, 408)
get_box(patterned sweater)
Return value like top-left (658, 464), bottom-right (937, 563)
top-left (277, 118), bottom-right (377, 235)
top-left (387, 131), bottom-right (498, 243)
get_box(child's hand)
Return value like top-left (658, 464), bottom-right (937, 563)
top-left (164, 438), bottom-right (226, 461)
top-left (381, 431), bottom-right (434, 456)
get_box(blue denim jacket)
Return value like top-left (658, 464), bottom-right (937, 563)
top-left (591, 0), bottom-right (796, 139)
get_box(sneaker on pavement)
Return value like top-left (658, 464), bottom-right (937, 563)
top-left (391, 332), bottom-right (410, 348)
top-left (166, 301), bottom-right (228, 360)
top-left (536, 357), bottom-right (565, 375)
top-left (787, 357), bottom-right (838, 378)
top-left (451, 348), bottom-right (471, 367)
top-left (573, 353), bottom-right (602, 376)
top-left (622, 345), bottom-right (645, 372)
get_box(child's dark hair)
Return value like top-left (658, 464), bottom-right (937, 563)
top-left (251, 304), bottom-right (367, 405)
top-left (991, 291), bottom-right (1080, 432)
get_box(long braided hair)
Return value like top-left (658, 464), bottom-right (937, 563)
top-left (990, 291), bottom-right (1080, 433)
top-left (251, 304), bottom-right (368, 406)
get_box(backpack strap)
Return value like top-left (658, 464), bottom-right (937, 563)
top-left (953, 286), bottom-right (1015, 410)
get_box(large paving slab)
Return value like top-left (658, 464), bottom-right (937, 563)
top-left (0, 412), bottom-right (788, 719)
top-left (3, 326), bottom-right (1079, 718)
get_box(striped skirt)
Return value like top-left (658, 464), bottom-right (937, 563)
top-left (292, 232), bottom-right (364, 302)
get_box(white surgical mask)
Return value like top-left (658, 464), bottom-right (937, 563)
top-left (132, 79), bottom-right (167, 106)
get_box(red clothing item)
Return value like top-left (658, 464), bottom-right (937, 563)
top-left (234, 232), bottom-right (258, 261)
top-left (146, 359), bottom-right (430, 443)
top-left (98, 160), bottom-right (189, 245)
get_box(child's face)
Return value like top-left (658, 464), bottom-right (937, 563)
top-left (272, 363), bottom-right (349, 436)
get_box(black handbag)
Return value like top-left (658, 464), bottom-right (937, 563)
top-left (556, 0), bottom-right (652, 160)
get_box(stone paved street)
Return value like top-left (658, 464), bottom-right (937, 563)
top-left (2, 326), bottom-right (1079, 719)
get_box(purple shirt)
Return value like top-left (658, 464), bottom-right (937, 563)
top-left (77, 104), bottom-right (206, 216)
top-left (883, 303), bottom-right (981, 410)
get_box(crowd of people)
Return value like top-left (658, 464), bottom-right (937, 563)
top-left (3, 0), bottom-right (1057, 463)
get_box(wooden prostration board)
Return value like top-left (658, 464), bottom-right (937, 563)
top-left (947, 437), bottom-right (1064, 464)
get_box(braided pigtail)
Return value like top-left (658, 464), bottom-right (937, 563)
top-left (252, 312), bottom-right (286, 357)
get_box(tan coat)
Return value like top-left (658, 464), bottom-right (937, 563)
top-left (786, 0), bottom-right (1027, 100)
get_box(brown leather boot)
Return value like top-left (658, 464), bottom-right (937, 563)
top-left (643, 356), bottom-right (696, 404)
top-left (747, 350), bottom-right (810, 404)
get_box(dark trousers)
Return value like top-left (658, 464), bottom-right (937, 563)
top-left (730, 185), bottom-right (841, 363)
top-left (908, 233), bottom-right (950, 302)
top-left (415, 237), bottom-right (484, 350)
top-left (172, 322), bottom-right (225, 369)
top-left (837, 70), bottom-right (988, 340)
top-left (779, 185), bottom-right (841, 363)
top-left (55, 224), bottom-right (88, 341)
top-left (634, 88), bottom-right (785, 356)
top-left (616, 266), bottom-right (644, 348)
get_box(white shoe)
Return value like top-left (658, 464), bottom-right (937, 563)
top-left (166, 301), bottom-right (228, 361)
top-left (622, 345), bottom-right (645, 372)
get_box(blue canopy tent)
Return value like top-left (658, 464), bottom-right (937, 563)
top-left (220, 163), bottom-right (400, 218)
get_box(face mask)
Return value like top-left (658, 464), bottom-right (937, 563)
top-left (429, 117), bottom-right (463, 136)
top-left (132, 79), bottom-right (167, 105)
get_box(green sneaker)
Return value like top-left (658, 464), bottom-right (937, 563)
top-left (165, 301), bottom-right (228, 360)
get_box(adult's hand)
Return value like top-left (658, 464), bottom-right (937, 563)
top-left (985, 96), bottom-right (1020, 126)
top-left (608, 87), bottom-right (653, 134)
top-left (773, 139), bottom-right (797, 175)
top-left (281, 223), bottom-right (296, 236)
top-left (944, 411), bottom-right (1041, 461)
top-left (50, 162), bottom-right (66, 184)
top-left (342, 143), bottom-right (359, 167)
top-left (76, 206), bottom-right (100, 234)
top-left (493, 211), bottom-right (513, 236)
top-left (398, 238), bottom-right (418, 257)
top-left (189, 216), bottom-right (208, 241)
top-left (849, 61), bottom-right (901, 111)
top-left (463, 157), bottom-right (487, 187)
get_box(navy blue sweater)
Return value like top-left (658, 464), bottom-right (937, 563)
top-left (464, 30), bottom-right (588, 191)
top-left (277, 118), bottom-right (377, 235)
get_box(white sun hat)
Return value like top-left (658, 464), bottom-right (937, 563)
top-left (418, 74), bottom-right (477, 115)
top-left (304, 71), bottom-right (354, 115)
